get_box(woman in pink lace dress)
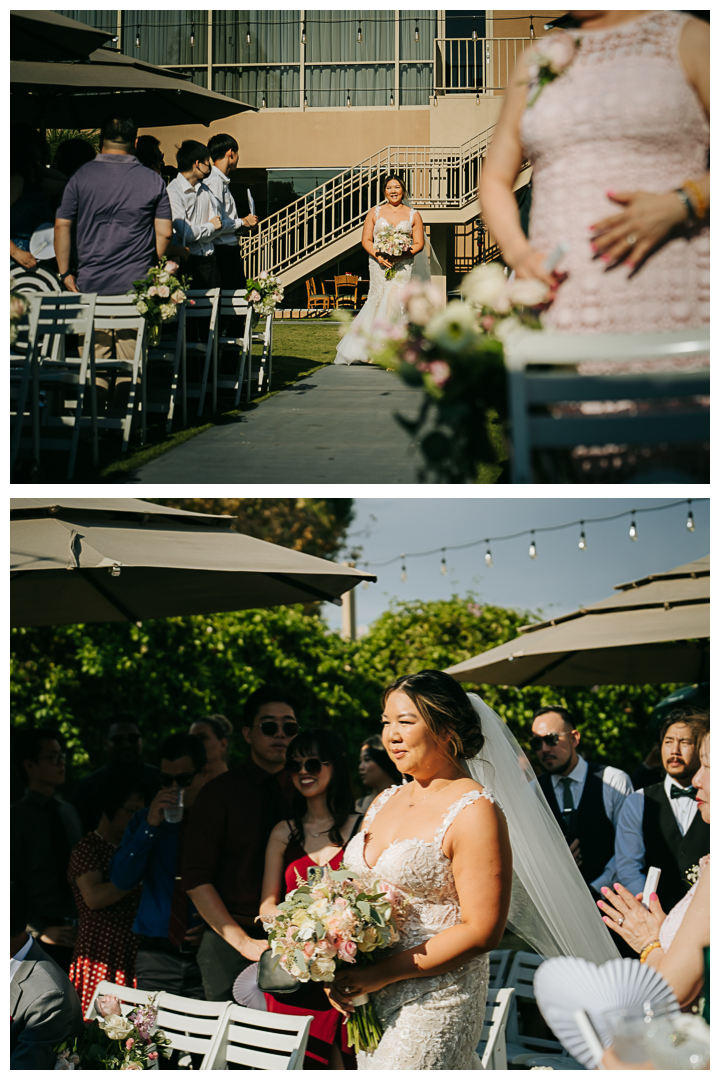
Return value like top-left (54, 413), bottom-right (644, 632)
top-left (598, 722), bottom-right (710, 1010)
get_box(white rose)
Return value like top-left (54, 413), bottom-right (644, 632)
top-left (539, 31), bottom-right (576, 74)
top-left (493, 315), bottom-right (526, 344)
top-left (136, 300), bottom-right (148, 315)
top-left (159, 303), bottom-right (176, 320)
top-left (157, 272), bottom-right (169, 284)
top-left (424, 301), bottom-right (479, 354)
top-left (99, 1014), bottom-right (135, 1041)
top-left (308, 898), bottom-right (330, 918)
top-left (506, 277), bottom-right (550, 307)
top-left (462, 263), bottom-right (508, 311)
top-left (309, 957), bottom-right (336, 982)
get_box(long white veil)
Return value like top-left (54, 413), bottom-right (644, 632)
top-left (466, 693), bottom-right (620, 964)
top-left (402, 194), bottom-right (433, 282)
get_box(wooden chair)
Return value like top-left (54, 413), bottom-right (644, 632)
top-left (477, 987), bottom-right (515, 1069)
top-left (488, 948), bottom-right (512, 990)
top-left (215, 289), bottom-right (253, 408)
top-left (13, 292), bottom-right (98, 479)
top-left (334, 273), bottom-right (359, 308)
top-left (153, 993), bottom-right (230, 1071)
top-left (182, 288), bottom-right (221, 420)
top-left (246, 312), bottom-right (274, 399)
top-left (92, 295), bottom-right (147, 450)
top-left (204, 1003), bottom-right (311, 1070)
top-left (306, 276), bottom-right (331, 311)
top-left (10, 265), bottom-right (61, 295)
top-left (504, 326), bottom-right (710, 483)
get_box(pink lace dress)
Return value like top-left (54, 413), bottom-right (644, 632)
top-left (658, 853), bottom-right (709, 953)
top-left (520, 10), bottom-right (709, 339)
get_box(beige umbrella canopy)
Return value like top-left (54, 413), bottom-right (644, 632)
top-left (10, 499), bottom-right (375, 627)
top-left (11, 10), bottom-right (116, 62)
top-left (446, 556), bottom-right (709, 687)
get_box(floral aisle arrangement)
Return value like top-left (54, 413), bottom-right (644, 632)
top-left (246, 271), bottom-right (284, 317)
top-left (373, 264), bottom-right (549, 483)
top-left (53, 993), bottom-right (173, 1069)
top-left (374, 223), bottom-right (414, 279)
top-left (261, 866), bottom-right (405, 1053)
top-left (128, 257), bottom-right (191, 345)
top-left (10, 290), bottom-right (28, 346)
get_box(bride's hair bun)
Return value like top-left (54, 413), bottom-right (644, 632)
top-left (381, 670), bottom-right (484, 760)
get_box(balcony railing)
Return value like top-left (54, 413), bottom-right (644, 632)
top-left (434, 36), bottom-right (539, 94)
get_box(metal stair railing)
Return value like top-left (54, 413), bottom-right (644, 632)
top-left (241, 127), bottom-right (499, 281)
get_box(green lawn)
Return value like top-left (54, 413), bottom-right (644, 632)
top-left (15, 321), bottom-right (346, 483)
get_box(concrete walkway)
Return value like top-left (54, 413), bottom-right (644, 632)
top-left (131, 364), bottom-right (425, 484)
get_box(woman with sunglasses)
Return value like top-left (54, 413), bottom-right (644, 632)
top-left (257, 729), bottom-right (362, 1070)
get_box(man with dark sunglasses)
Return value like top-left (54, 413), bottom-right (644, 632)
top-left (531, 705), bottom-right (633, 900)
top-left (182, 686), bottom-right (299, 1000)
top-left (69, 713), bottom-right (160, 834)
top-left (110, 734), bottom-right (209, 1000)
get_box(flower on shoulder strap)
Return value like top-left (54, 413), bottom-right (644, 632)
top-left (525, 30), bottom-right (579, 106)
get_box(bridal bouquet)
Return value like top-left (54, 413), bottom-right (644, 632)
top-left (260, 865), bottom-right (404, 1052)
top-left (53, 993), bottom-right (173, 1069)
top-left (374, 223), bottom-right (414, 279)
top-left (374, 265), bottom-right (549, 482)
top-left (128, 257), bottom-right (191, 345)
top-left (10, 290), bottom-right (28, 346)
top-left (246, 271), bottom-right (284, 316)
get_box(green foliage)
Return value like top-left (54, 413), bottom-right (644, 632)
top-left (45, 128), bottom-right (100, 164)
top-left (10, 595), bottom-right (675, 794)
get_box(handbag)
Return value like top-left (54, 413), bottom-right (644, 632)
top-left (257, 948), bottom-right (300, 994)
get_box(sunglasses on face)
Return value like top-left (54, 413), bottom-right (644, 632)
top-left (109, 733), bottom-right (141, 746)
top-left (258, 720), bottom-right (298, 738)
top-left (159, 771), bottom-right (197, 788)
top-left (287, 757), bottom-right (330, 776)
top-left (529, 733), bottom-right (564, 752)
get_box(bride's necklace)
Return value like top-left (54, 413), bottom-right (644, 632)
top-left (407, 778), bottom-right (460, 809)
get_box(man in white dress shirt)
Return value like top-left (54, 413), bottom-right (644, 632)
top-left (166, 140), bottom-right (225, 290)
top-left (206, 133), bottom-right (258, 291)
top-left (531, 706), bottom-right (633, 898)
top-left (614, 711), bottom-right (709, 913)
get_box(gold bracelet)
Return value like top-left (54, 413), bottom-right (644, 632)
top-left (639, 939), bottom-right (662, 964)
top-left (682, 179), bottom-right (707, 220)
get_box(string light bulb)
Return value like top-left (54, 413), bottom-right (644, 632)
top-left (529, 17), bottom-right (535, 39)
top-left (246, 25), bottom-right (251, 45)
top-left (190, 22), bottom-right (195, 47)
top-left (629, 517), bottom-right (638, 541)
top-left (529, 533), bottom-right (538, 559)
top-left (472, 26), bottom-right (478, 41)
top-left (484, 546), bottom-right (493, 568)
top-left (357, 22), bottom-right (362, 43)
top-left (304, 94), bottom-right (308, 108)
top-left (440, 550), bottom-right (447, 576)
top-left (261, 96), bottom-right (266, 109)
top-left (400, 557), bottom-right (407, 583)
top-left (301, 22), bottom-right (306, 44)
top-left (686, 501), bottom-right (695, 532)
top-left (390, 91), bottom-right (394, 107)
top-left (415, 22), bottom-right (420, 43)
top-left (578, 526), bottom-right (587, 551)
top-left (135, 26), bottom-right (141, 48)
top-left (433, 90), bottom-right (438, 106)
top-left (346, 91), bottom-right (351, 107)
top-left (476, 89), bottom-right (480, 105)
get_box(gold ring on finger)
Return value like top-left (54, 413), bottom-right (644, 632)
top-left (626, 233), bottom-right (637, 246)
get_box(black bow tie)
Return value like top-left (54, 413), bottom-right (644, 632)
top-left (670, 785), bottom-right (697, 800)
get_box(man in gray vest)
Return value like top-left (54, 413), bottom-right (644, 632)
top-left (11, 880), bottom-right (85, 1069)
top-left (615, 710), bottom-right (709, 912)
top-left (531, 705), bottom-right (634, 898)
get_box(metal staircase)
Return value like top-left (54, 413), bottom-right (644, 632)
top-left (240, 125), bottom-right (532, 287)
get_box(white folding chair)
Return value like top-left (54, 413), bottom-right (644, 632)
top-left (92, 295), bottom-right (147, 450)
top-left (488, 948), bottom-right (512, 990)
top-left (10, 265), bottom-right (61, 294)
top-left (504, 325), bottom-right (710, 483)
top-left (204, 1003), bottom-right (311, 1070)
top-left (85, 980), bottom-right (154, 1021)
top-left (504, 951), bottom-right (576, 1066)
top-left (183, 288), bottom-right (220, 419)
top-left (246, 312), bottom-right (274, 399)
top-left (18, 292), bottom-right (98, 479)
top-left (10, 293), bottom-right (42, 476)
top-left (215, 289), bottom-right (253, 408)
top-left (477, 987), bottom-right (515, 1069)
top-left (152, 993), bottom-right (230, 1070)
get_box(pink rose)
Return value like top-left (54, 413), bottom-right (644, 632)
top-left (147, 286), bottom-right (158, 297)
top-left (248, 289), bottom-right (261, 303)
top-left (165, 261), bottom-right (179, 274)
top-left (157, 285), bottom-right (170, 298)
top-left (315, 938), bottom-right (338, 958)
top-left (303, 942), bottom-right (315, 958)
top-left (121, 1063), bottom-right (143, 1070)
top-left (333, 898), bottom-right (349, 911)
top-left (95, 994), bottom-right (122, 1017)
top-left (429, 360), bottom-right (451, 388)
top-left (337, 940), bottom-right (357, 963)
top-left (171, 290), bottom-right (185, 304)
top-left (125, 1038), bottom-right (135, 1050)
top-left (379, 881), bottom-right (402, 906)
top-left (481, 315), bottom-right (496, 332)
top-left (539, 30), bottom-right (576, 74)
top-left (148, 1051), bottom-right (159, 1060)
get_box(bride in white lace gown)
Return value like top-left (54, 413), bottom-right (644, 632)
top-left (326, 671), bottom-right (513, 1069)
top-left (334, 175), bottom-right (425, 365)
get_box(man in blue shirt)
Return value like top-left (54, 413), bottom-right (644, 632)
top-left (110, 733), bottom-right (209, 998)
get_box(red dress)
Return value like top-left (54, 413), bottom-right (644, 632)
top-left (67, 832), bottom-right (142, 1014)
top-left (265, 831), bottom-right (358, 1070)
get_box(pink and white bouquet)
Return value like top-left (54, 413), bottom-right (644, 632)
top-left (53, 993), bottom-right (173, 1069)
top-left (246, 271), bottom-right (284, 317)
top-left (261, 865), bottom-right (405, 1052)
top-left (128, 257), bottom-right (191, 343)
top-left (374, 223), bottom-right (414, 279)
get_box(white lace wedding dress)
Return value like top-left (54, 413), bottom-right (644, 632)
top-left (334, 207), bottom-right (416, 365)
top-left (343, 785), bottom-right (493, 1069)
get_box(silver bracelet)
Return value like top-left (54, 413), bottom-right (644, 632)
top-left (675, 187), bottom-right (697, 223)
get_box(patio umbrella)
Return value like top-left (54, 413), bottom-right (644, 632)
top-left (10, 53), bottom-right (255, 129)
top-left (446, 556), bottom-right (709, 687)
top-left (11, 10), bottom-right (116, 63)
top-left (10, 499), bottom-right (376, 627)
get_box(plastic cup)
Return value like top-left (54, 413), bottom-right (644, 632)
top-left (163, 788), bottom-right (184, 823)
